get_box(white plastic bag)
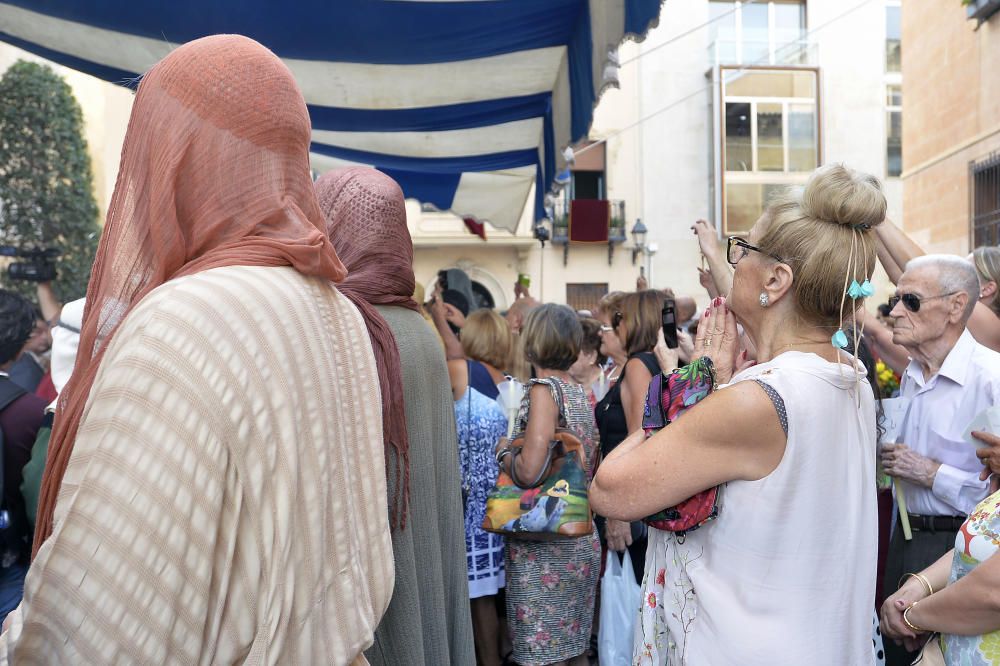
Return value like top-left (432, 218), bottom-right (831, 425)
top-left (598, 549), bottom-right (642, 666)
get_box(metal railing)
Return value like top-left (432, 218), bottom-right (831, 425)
top-left (708, 38), bottom-right (815, 67)
top-left (971, 151), bottom-right (1000, 248)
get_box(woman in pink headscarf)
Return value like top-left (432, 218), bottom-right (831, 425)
top-left (3, 35), bottom-right (392, 664)
top-left (317, 167), bottom-right (476, 666)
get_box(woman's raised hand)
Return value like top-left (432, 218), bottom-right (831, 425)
top-left (691, 219), bottom-right (722, 260)
top-left (694, 297), bottom-right (740, 384)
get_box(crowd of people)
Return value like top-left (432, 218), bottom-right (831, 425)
top-left (1, 34), bottom-right (1000, 665)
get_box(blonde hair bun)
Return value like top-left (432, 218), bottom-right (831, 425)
top-left (758, 163), bottom-right (886, 328)
top-left (801, 163), bottom-right (886, 231)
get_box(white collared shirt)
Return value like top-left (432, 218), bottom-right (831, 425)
top-left (899, 329), bottom-right (1000, 516)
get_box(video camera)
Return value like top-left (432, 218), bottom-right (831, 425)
top-left (0, 246), bottom-right (60, 282)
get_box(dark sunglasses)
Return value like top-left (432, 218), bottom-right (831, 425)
top-left (611, 311), bottom-right (623, 330)
top-left (888, 292), bottom-right (958, 313)
top-left (727, 236), bottom-right (784, 266)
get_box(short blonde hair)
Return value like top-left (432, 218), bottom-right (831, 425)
top-left (522, 304), bottom-right (582, 371)
top-left (461, 309), bottom-right (512, 369)
top-left (757, 164), bottom-right (886, 329)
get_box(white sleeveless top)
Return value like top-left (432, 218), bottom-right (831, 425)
top-left (644, 352), bottom-right (878, 665)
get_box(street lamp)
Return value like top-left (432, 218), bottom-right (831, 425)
top-left (630, 218), bottom-right (648, 265)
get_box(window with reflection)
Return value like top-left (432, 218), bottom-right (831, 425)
top-left (788, 104), bottom-right (817, 172)
top-left (756, 104), bottom-right (784, 171)
top-left (708, 1), bottom-right (806, 65)
top-left (725, 103), bottom-right (752, 171)
top-left (886, 84), bottom-right (902, 177)
top-left (886, 6), bottom-right (901, 73)
top-left (719, 67), bottom-right (820, 234)
top-left (724, 183), bottom-right (788, 234)
top-left (741, 3), bottom-right (769, 64)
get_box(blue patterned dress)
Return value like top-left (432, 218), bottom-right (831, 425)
top-left (456, 361), bottom-right (508, 598)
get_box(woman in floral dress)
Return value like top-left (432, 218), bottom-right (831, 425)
top-left (882, 481), bottom-right (1000, 664)
top-left (497, 304), bottom-right (601, 666)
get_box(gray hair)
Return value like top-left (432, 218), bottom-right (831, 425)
top-left (904, 254), bottom-right (981, 321)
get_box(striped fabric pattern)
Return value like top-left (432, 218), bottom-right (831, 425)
top-left (0, 265), bottom-right (393, 665)
top-left (0, 0), bottom-right (665, 232)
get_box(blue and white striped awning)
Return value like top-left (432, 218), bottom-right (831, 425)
top-left (0, 1), bottom-right (664, 232)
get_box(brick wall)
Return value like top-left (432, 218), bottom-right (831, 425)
top-left (902, 2), bottom-right (1000, 252)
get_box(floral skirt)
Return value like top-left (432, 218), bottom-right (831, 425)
top-left (505, 528), bottom-right (601, 666)
top-left (633, 528), bottom-right (688, 665)
top-left (635, 529), bottom-right (889, 666)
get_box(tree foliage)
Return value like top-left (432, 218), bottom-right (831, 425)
top-left (0, 60), bottom-right (101, 301)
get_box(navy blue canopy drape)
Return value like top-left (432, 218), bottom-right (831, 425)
top-left (0, 0), bottom-right (664, 231)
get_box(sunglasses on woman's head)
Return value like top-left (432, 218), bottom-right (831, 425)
top-left (888, 292), bottom-right (958, 313)
top-left (611, 312), bottom-right (623, 330)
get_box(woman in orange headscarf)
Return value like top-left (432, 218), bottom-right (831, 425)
top-left (2, 35), bottom-right (393, 664)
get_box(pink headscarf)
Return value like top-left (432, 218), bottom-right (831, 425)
top-left (316, 167), bottom-right (419, 529)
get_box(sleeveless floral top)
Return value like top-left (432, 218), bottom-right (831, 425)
top-left (943, 489), bottom-right (1000, 663)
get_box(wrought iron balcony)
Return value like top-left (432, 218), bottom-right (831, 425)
top-left (549, 196), bottom-right (627, 265)
top-left (551, 198), bottom-right (627, 243)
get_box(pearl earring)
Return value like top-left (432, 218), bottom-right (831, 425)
top-left (759, 292), bottom-right (770, 308)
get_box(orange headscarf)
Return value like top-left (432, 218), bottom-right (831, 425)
top-left (33, 35), bottom-right (347, 554)
top-left (316, 167), bottom-right (418, 529)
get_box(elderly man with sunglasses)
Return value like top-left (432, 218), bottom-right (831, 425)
top-left (880, 254), bottom-right (1000, 665)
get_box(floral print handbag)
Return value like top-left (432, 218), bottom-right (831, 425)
top-left (640, 358), bottom-right (720, 534)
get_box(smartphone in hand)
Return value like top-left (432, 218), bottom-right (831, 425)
top-left (662, 298), bottom-right (679, 349)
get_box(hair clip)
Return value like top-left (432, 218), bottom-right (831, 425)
top-left (847, 279), bottom-right (875, 300)
top-left (852, 223), bottom-right (871, 231)
top-left (831, 330), bottom-right (849, 349)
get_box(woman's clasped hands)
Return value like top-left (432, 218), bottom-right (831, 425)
top-left (693, 297), bottom-right (748, 384)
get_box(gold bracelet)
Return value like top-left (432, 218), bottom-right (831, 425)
top-left (899, 572), bottom-right (935, 597)
top-left (903, 601), bottom-right (928, 634)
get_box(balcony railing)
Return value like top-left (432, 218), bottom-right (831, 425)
top-left (610, 200), bottom-right (627, 242)
top-left (550, 197), bottom-right (628, 265)
top-left (708, 38), bottom-right (816, 67)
